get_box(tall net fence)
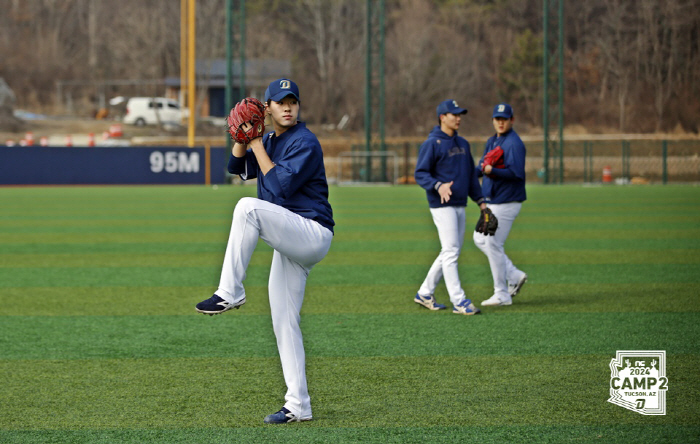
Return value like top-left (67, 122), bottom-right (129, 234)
top-left (336, 147), bottom-right (399, 185)
top-left (548, 139), bottom-right (700, 183)
top-left (330, 138), bottom-right (700, 185)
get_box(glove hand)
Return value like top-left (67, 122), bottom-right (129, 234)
top-left (227, 97), bottom-right (266, 144)
top-left (482, 146), bottom-right (505, 177)
top-left (475, 207), bottom-right (498, 236)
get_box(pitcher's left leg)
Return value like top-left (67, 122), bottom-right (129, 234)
top-left (265, 215), bottom-right (332, 421)
top-left (268, 251), bottom-right (313, 419)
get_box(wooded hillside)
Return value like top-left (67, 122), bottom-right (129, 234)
top-left (1, 0), bottom-right (698, 135)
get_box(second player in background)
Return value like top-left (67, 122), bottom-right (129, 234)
top-left (414, 99), bottom-right (487, 316)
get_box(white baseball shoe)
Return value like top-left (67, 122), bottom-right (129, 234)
top-left (508, 273), bottom-right (528, 297)
top-left (481, 294), bottom-right (513, 306)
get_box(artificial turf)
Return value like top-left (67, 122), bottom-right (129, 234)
top-left (0, 184), bottom-right (698, 443)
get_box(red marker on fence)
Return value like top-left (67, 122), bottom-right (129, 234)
top-left (109, 124), bottom-right (123, 138)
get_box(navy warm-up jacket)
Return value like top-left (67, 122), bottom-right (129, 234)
top-left (414, 126), bottom-right (484, 209)
top-left (228, 121), bottom-right (335, 233)
top-left (476, 129), bottom-right (527, 204)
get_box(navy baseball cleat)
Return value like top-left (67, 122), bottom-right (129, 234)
top-left (263, 407), bottom-right (312, 424)
top-left (195, 294), bottom-right (245, 315)
top-left (414, 293), bottom-right (447, 310)
top-left (453, 298), bottom-right (481, 315)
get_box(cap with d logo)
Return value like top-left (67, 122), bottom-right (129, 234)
top-left (265, 78), bottom-right (300, 102)
top-left (492, 103), bottom-right (513, 118)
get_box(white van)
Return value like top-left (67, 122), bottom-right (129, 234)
top-left (123, 97), bottom-right (188, 126)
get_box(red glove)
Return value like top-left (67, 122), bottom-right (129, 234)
top-left (226, 98), bottom-right (266, 144)
top-left (483, 146), bottom-right (505, 168)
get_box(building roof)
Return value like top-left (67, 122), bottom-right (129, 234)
top-left (165, 59), bottom-right (291, 88)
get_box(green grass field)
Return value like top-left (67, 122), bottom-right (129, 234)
top-left (1, 184), bottom-right (699, 443)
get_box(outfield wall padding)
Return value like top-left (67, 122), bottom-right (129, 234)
top-left (0, 146), bottom-right (229, 185)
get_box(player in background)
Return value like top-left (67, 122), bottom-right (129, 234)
top-left (474, 103), bottom-right (527, 306)
top-left (195, 79), bottom-right (334, 424)
top-left (414, 99), bottom-right (487, 315)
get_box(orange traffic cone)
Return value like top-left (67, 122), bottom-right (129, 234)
top-left (602, 166), bottom-right (612, 183)
top-left (40, 136), bottom-right (48, 146)
top-left (25, 132), bottom-right (34, 146)
top-left (65, 135), bottom-right (73, 147)
top-left (87, 133), bottom-right (95, 147)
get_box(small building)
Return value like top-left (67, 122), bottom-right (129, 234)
top-left (165, 58), bottom-right (290, 118)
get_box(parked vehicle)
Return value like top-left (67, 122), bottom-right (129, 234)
top-left (123, 97), bottom-right (188, 126)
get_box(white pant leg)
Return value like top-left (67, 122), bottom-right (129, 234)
top-left (216, 197), bottom-right (332, 300)
top-left (473, 202), bottom-right (521, 298)
top-left (268, 217), bottom-right (331, 420)
top-left (269, 251), bottom-right (310, 418)
top-left (419, 206), bottom-right (466, 305)
top-left (216, 198), bottom-right (263, 303)
top-left (504, 254), bottom-right (524, 284)
top-left (217, 197), bottom-right (332, 418)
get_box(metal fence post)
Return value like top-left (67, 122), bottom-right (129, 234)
top-left (662, 140), bottom-right (668, 184)
top-left (583, 141), bottom-right (593, 183)
top-left (621, 140), bottom-right (630, 180)
top-left (588, 141), bottom-right (591, 182)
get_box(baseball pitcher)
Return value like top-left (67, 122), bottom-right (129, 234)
top-left (195, 79), bottom-right (334, 424)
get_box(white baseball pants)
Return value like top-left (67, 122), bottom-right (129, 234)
top-left (215, 197), bottom-right (333, 419)
top-left (473, 202), bottom-right (524, 299)
top-left (418, 206), bottom-right (467, 305)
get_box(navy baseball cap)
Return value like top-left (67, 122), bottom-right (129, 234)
top-left (436, 99), bottom-right (467, 118)
top-left (492, 103), bottom-right (513, 118)
top-left (265, 78), bottom-right (300, 102)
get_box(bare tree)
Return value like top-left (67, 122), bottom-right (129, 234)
top-left (596, 0), bottom-right (639, 131)
top-left (282, 0), bottom-right (365, 126)
top-left (386, 0), bottom-right (455, 132)
top-left (637, 0), bottom-right (687, 131)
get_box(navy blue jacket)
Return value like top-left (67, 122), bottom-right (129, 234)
top-left (414, 126), bottom-right (484, 208)
top-left (228, 122), bottom-right (334, 233)
top-left (476, 129), bottom-right (527, 204)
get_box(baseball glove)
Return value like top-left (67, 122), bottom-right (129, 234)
top-left (483, 146), bottom-right (505, 168)
top-left (475, 207), bottom-right (498, 236)
top-left (226, 97), bottom-right (266, 144)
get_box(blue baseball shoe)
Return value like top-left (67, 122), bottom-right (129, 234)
top-left (195, 294), bottom-right (245, 315)
top-left (453, 299), bottom-right (481, 315)
top-left (414, 293), bottom-right (447, 310)
top-left (263, 407), bottom-right (312, 424)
